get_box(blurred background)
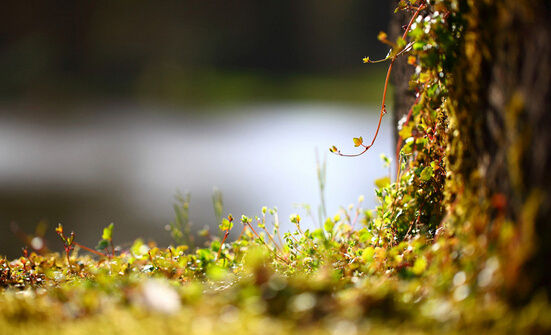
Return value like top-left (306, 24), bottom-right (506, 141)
top-left (0, 0), bottom-right (394, 259)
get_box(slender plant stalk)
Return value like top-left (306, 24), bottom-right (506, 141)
top-left (315, 151), bottom-right (327, 228)
top-left (216, 229), bottom-right (230, 261)
top-left (331, 2), bottom-right (427, 157)
top-left (258, 216), bottom-right (284, 254)
top-left (245, 222), bottom-right (289, 264)
top-left (74, 242), bottom-right (109, 258)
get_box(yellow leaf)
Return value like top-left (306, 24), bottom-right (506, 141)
top-left (399, 124), bottom-right (413, 139)
top-left (375, 176), bottom-right (390, 189)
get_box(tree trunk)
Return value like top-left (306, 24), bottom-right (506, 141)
top-left (389, 1), bottom-right (416, 147)
top-left (447, 0), bottom-right (551, 303)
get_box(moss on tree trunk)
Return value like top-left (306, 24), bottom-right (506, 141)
top-left (445, 0), bottom-right (551, 304)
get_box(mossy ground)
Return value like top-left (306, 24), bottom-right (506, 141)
top-left (1, 210), bottom-right (550, 334)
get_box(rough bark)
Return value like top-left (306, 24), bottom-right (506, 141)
top-left (448, 0), bottom-right (551, 303)
top-left (389, 1), bottom-right (416, 146)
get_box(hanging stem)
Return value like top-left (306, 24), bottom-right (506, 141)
top-left (331, 2), bottom-right (427, 157)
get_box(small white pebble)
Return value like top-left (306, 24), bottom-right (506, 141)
top-left (140, 279), bottom-right (181, 314)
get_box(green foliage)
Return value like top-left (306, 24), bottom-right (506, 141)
top-left (2, 196), bottom-right (550, 333)
top-left (96, 223), bottom-right (114, 253)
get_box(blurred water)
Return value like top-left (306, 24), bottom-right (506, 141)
top-left (0, 103), bottom-right (392, 258)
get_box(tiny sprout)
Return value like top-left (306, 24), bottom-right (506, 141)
top-left (290, 214), bottom-right (301, 225)
top-left (96, 223), bottom-right (115, 256)
top-left (241, 215), bottom-right (251, 225)
top-left (353, 137), bottom-right (363, 147)
top-left (102, 223), bottom-right (114, 241)
top-left (363, 56), bottom-right (370, 63)
top-left (219, 214), bottom-right (234, 231)
top-left (262, 206), bottom-right (267, 215)
top-left (216, 214), bottom-right (234, 261)
top-left (397, 0), bottom-right (407, 11)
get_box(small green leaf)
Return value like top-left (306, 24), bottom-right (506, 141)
top-left (197, 248), bottom-right (212, 261)
top-left (358, 228), bottom-right (372, 243)
top-left (353, 136), bottom-right (363, 147)
top-left (67, 233), bottom-right (74, 246)
top-left (415, 137), bottom-right (429, 150)
top-left (419, 72), bottom-right (431, 83)
top-left (211, 242), bottom-right (223, 255)
top-left (398, 0), bottom-right (407, 10)
top-left (311, 229), bottom-right (325, 240)
top-left (96, 239), bottom-right (109, 251)
top-left (396, 36), bottom-right (407, 48)
top-left (102, 223), bottom-right (114, 241)
top-left (420, 166), bottom-right (434, 181)
top-left (219, 218), bottom-right (233, 231)
top-left (413, 41), bottom-right (425, 51)
top-left (324, 218), bottom-right (334, 232)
